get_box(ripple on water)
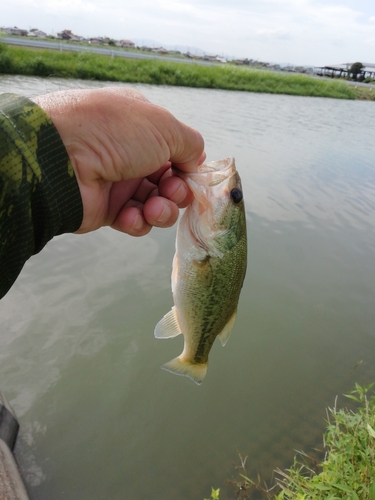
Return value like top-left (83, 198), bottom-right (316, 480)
top-left (0, 76), bottom-right (375, 499)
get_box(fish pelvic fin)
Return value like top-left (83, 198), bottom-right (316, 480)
top-left (218, 309), bottom-right (237, 347)
top-left (162, 357), bottom-right (208, 385)
top-left (154, 307), bottom-right (182, 339)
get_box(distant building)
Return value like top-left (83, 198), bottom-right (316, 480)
top-left (315, 63), bottom-right (375, 80)
top-left (89, 38), bottom-right (104, 45)
top-left (28, 28), bottom-right (47, 38)
top-left (203, 54), bottom-right (219, 62)
top-left (57, 29), bottom-right (72, 40)
top-left (117, 39), bottom-right (135, 48)
top-left (57, 29), bottom-right (81, 41)
top-left (151, 47), bottom-right (168, 55)
top-left (4, 27), bottom-right (28, 36)
top-left (233, 58), bottom-right (251, 65)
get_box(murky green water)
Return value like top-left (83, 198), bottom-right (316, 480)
top-left (1, 75), bottom-right (375, 499)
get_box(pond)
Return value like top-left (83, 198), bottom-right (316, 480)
top-left (1, 75), bottom-right (375, 499)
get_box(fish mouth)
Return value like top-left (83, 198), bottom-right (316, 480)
top-left (197, 157), bottom-right (235, 175)
top-left (172, 157), bottom-right (237, 198)
top-left (172, 157), bottom-right (235, 178)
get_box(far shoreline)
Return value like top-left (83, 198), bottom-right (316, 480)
top-left (1, 42), bottom-right (374, 101)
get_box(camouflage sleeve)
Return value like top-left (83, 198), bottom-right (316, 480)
top-left (0, 93), bottom-right (83, 299)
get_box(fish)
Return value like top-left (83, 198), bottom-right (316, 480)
top-left (154, 157), bottom-right (247, 385)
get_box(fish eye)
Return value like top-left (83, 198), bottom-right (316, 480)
top-left (230, 188), bottom-right (243, 204)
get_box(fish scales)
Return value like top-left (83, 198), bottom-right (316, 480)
top-left (177, 231), bottom-right (247, 364)
top-left (154, 157), bottom-right (247, 384)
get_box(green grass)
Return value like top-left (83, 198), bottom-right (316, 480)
top-left (350, 86), bottom-right (375, 101)
top-left (275, 383), bottom-right (375, 500)
top-left (206, 383), bottom-right (375, 499)
top-left (0, 42), bottom-right (358, 100)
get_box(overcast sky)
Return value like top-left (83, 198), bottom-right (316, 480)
top-left (2, 0), bottom-right (375, 66)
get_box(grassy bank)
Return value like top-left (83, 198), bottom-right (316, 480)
top-left (351, 85), bottom-right (375, 101)
top-left (0, 42), bottom-right (364, 100)
top-left (206, 383), bottom-right (375, 500)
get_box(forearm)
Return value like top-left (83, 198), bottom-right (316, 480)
top-left (0, 93), bottom-right (83, 299)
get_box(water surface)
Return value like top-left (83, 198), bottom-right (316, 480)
top-left (1, 75), bottom-right (375, 499)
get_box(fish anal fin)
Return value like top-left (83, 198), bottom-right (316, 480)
top-left (218, 309), bottom-right (237, 347)
top-left (154, 307), bottom-right (182, 339)
top-left (162, 357), bottom-right (207, 385)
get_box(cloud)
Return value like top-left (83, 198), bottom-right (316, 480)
top-left (255, 28), bottom-right (293, 41)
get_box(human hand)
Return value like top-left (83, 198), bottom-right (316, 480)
top-left (33, 87), bottom-right (205, 236)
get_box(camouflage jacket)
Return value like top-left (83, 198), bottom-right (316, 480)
top-left (0, 93), bottom-right (83, 299)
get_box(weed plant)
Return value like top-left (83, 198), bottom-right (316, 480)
top-left (0, 42), bottom-right (358, 100)
top-left (351, 86), bottom-right (375, 101)
top-left (275, 383), bottom-right (375, 500)
top-left (206, 383), bottom-right (375, 499)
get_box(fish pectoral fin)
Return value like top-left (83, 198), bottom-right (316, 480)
top-left (162, 357), bottom-right (207, 385)
top-left (154, 307), bottom-right (183, 339)
top-left (218, 310), bottom-right (237, 347)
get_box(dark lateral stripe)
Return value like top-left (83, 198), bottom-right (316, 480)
top-left (0, 403), bottom-right (19, 451)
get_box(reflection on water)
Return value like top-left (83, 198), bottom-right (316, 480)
top-left (1, 75), bottom-right (375, 499)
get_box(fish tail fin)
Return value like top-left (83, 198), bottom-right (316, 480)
top-left (162, 357), bottom-right (207, 385)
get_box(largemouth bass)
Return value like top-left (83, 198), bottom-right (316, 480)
top-left (154, 157), bottom-right (247, 384)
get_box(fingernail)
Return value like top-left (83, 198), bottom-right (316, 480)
top-left (156, 204), bottom-right (171, 224)
top-left (131, 214), bottom-right (143, 231)
top-left (173, 184), bottom-right (187, 205)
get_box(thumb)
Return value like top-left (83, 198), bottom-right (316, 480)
top-left (164, 117), bottom-right (205, 173)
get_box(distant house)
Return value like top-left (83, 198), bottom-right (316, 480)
top-left (203, 54), bottom-right (218, 62)
top-left (89, 38), bottom-right (104, 45)
top-left (117, 39), bottom-right (135, 48)
top-left (57, 29), bottom-right (72, 40)
top-left (28, 28), bottom-right (47, 38)
top-left (151, 47), bottom-right (168, 55)
top-left (233, 58), bottom-right (251, 65)
top-left (4, 27), bottom-right (28, 36)
top-left (57, 29), bottom-right (81, 41)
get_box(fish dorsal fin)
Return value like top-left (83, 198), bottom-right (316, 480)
top-left (154, 307), bottom-right (183, 339)
top-left (218, 310), bottom-right (237, 346)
